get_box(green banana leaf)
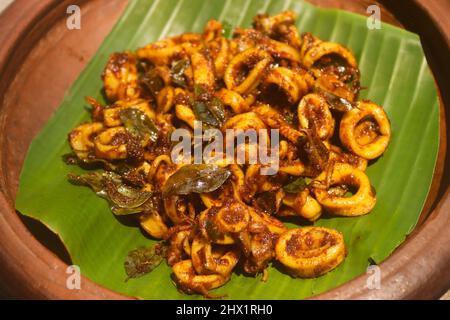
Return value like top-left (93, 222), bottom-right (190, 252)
top-left (15, 0), bottom-right (440, 299)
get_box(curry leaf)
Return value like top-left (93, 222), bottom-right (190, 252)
top-left (124, 242), bottom-right (168, 280)
top-left (140, 68), bottom-right (164, 97)
top-left (192, 84), bottom-right (225, 127)
top-left (170, 59), bottom-right (190, 88)
top-left (222, 21), bottom-right (233, 39)
top-left (193, 101), bottom-right (221, 127)
top-left (208, 97), bottom-right (226, 123)
top-left (68, 171), bottom-right (153, 215)
top-left (120, 108), bottom-right (158, 142)
top-left (298, 128), bottom-right (330, 176)
top-left (63, 153), bottom-right (117, 170)
top-left (105, 181), bottom-right (152, 214)
top-left (283, 177), bottom-right (311, 193)
top-left (162, 164), bottom-right (231, 197)
top-left (317, 89), bottom-right (355, 112)
top-left (67, 172), bottom-right (106, 194)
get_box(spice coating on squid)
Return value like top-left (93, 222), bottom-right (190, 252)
top-left (65, 11), bottom-right (391, 297)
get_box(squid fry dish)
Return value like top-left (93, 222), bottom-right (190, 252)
top-left (65, 11), bottom-right (391, 297)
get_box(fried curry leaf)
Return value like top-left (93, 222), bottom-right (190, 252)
top-left (68, 171), bottom-right (153, 215)
top-left (120, 108), bottom-right (158, 142)
top-left (283, 177), bottom-right (312, 193)
top-left (298, 128), bottom-right (330, 176)
top-left (193, 101), bottom-right (221, 127)
top-left (124, 242), bottom-right (168, 280)
top-left (105, 181), bottom-right (152, 214)
top-left (63, 153), bottom-right (83, 165)
top-left (208, 96), bottom-right (226, 123)
top-left (162, 164), bottom-right (231, 197)
top-left (63, 153), bottom-right (117, 170)
top-left (170, 59), bottom-right (190, 88)
top-left (68, 172), bottom-right (106, 194)
top-left (140, 68), bottom-right (164, 98)
top-left (222, 21), bottom-right (233, 39)
top-left (192, 84), bottom-right (225, 127)
top-left (316, 88), bottom-right (355, 112)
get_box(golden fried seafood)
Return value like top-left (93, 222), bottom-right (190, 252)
top-left (224, 48), bottom-right (273, 94)
top-left (275, 227), bottom-right (346, 278)
top-left (102, 52), bottom-right (141, 102)
top-left (281, 190), bottom-right (322, 222)
top-left (103, 99), bottom-right (155, 127)
top-left (298, 93), bottom-right (335, 140)
top-left (340, 101), bottom-right (391, 159)
top-left (172, 260), bottom-right (230, 296)
top-left (94, 127), bottom-right (129, 160)
top-left (66, 11), bottom-right (391, 297)
top-left (69, 122), bottom-right (104, 159)
top-left (313, 163), bottom-right (376, 216)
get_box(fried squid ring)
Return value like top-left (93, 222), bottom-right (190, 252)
top-left (215, 88), bottom-right (251, 114)
top-left (244, 164), bottom-right (278, 198)
top-left (278, 160), bottom-right (306, 176)
top-left (103, 99), bottom-right (155, 127)
top-left (275, 227), bottom-right (346, 278)
top-left (156, 86), bottom-right (175, 113)
top-left (340, 101), bottom-right (391, 160)
top-left (316, 73), bottom-right (359, 102)
top-left (203, 20), bottom-right (223, 42)
top-left (191, 50), bottom-right (215, 89)
top-left (249, 208), bottom-right (287, 236)
top-left (242, 230), bottom-right (276, 275)
top-left (191, 234), bottom-right (239, 276)
top-left (102, 52), bottom-right (140, 102)
top-left (198, 208), bottom-right (235, 245)
top-left (298, 93), bottom-right (335, 140)
top-left (175, 104), bottom-right (196, 129)
top-left (328, 144), bottom-right (368, 172)
top-left (139, 210), bottom-right (169, 239)
top-left (262, 67), bottom-right (301, 104)
top-left (229, 164), bottom-right (246, 199)
top-left (252, 11), bottom-right (301, 49)
top-left (223, 112), bottom-right (266, 132)
top-left (136, 39), bottom-right (187, 66)
top-left (94, 127), bottom-right (129, 160)
top-left (253, 104), bottom-right (303, 144)
top-left (265, 38), bottom-right (301, 62)
top-left (172, 260), bottom-right (230, 296)
top-left (300, 33), bottom-right (357, 69)
top-left (69, 122), bottom-right (104, 159)
top-left (167, 229), bottom-right (192, 266)
top-left (224, 48), bottom-right (272, 94)
top-left (253, 11), bottom-right (296, 36)
top-left (223, 112), bottom-right (269, 164)
top-left (282, 190), bottom-right (322, 222)
top-left (149, 155), bottom-right (174, 185)
top-left (313, 163), bottom-right (376, 216)
top-left (163, 195), bottom-right (192, 224)
top-left (199, 200), bottom-right (255, 246)
top-left (208, 37), bottom-right (230, 78)
top-left (215, 200), bottom-right (250, 233)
